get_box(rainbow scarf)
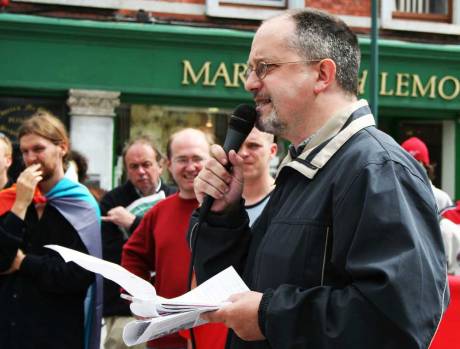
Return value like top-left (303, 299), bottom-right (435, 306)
top-left (0, 177), bottom-right (102, 349)
top-left (0, 185), bottom-right (46, 215)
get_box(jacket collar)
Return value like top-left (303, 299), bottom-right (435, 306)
top-left (277, 99), bottom-right (375, 180)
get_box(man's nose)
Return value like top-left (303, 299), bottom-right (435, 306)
top-left (23, 152), bottom-right (37, 164)
top-left (185, 161), bottom-right (197, 171)
top-left (244, 70), bottom-right (262, 92)
top-left (138, 166), bottom-right (147, 175)
top-left (239, 148), bottom-right (249, 158)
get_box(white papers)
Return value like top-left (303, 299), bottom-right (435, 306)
top-left (46, 244), bottom-right (156, 302)
top-left (45, 244), bottom-right (249, 345)
top-left (125, 191), bottom-right (165, 217)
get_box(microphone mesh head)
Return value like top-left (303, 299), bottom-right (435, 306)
top-left (229, 104), bottom-right (257, 135)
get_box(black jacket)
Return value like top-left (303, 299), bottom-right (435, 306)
top-left (100, 180), bottom-right (176, 316)
top-left (191, 101), bottom-right (448, 349)
top-left (0, 206), bottom-right (94, 349)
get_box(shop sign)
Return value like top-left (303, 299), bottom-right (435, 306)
top-left (181, 60), bottom-right (247, 88)
top-left (359, 70), bottom-right (460, 101)
top-left (181, 60), bottom-right (460, 101)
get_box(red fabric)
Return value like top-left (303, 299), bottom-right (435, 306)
top-left (180, 324), bottom-right (228, 349)
top-left (0, 185), bottom-right (46, 215)
top-left (430, 275), bottom-right (460, 348)
top-left (442, 201), bottom-right (460, 225)
top-left (401, 137), bottom-right (430, 166)
top-left (122, 193), bottom-right (198, 349)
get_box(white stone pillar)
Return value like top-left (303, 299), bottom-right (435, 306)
top-left (67, 89), bottom-right (120, 190)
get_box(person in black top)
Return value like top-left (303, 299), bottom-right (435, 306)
top-left (100, 135), bottom-right (176, 349)
top-left (192, 8), bottom-right (448, 349)
top-left (0, 111), bottom-right (100, 349)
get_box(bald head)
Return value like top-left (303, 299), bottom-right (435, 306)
top-left (167, 128), bottom-right (211, 199)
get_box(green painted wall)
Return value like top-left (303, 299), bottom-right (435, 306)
top-left (0, 13), bottom-right (253, 108)
top-left (1, 14), bottom-right (460, 111)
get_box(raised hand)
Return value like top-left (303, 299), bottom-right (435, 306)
top-left (101, 206), bottom-right (136, 230)
top-left (11, 164), bottom-right (43, 219)
top-left (194, 145), bottom-right (244, 213)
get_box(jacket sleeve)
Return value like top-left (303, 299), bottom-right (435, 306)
top-left (190, 201), bottom-right (251, 285)
top-left (100, 193), bottom-right (127, 264)
top-left (260, 161), bottom-right (448, 349)
top-left (0, 213), bottom-right (23, 272)
top-left (121, 210), bottom-right (156, 281)
top-left (2, 211), bottom-right (94, 295)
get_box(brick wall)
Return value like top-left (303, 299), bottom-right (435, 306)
top-left (308, 0), bottom-right (371, 17)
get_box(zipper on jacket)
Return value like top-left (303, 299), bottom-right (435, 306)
top-left (320, 226), bottom-right (330, 286)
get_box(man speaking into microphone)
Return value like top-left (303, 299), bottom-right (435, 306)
top-left (191, 8), bottom-right (447, 349)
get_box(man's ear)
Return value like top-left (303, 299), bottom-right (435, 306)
top-left (166, 159), bottom-right (172, 173)
top-left (269, 143), bottom-right (278, 159)
top-left (313, 59), bottom-right (336, 94)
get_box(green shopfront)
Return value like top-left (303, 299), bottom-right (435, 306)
top-left (0, 13), bottom-right (459, 199)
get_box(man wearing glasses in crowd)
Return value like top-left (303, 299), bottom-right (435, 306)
top-left (192, 8), bottom-right (448, 349)
top-left (100, 135), bottom-right (176, 349)
top-left (122, 128), bottom-right (210, 349)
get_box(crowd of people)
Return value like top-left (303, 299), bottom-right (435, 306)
top-left (1, 6), bottom-right (460, 349)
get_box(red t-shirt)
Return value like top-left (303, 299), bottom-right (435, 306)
top-left (122, 193), bottom-right (198, 349)
top-left (180, 323), bottom-right (228, 349)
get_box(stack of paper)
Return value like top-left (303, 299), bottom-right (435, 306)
top-left (45, 244), bottom-right (249, 346)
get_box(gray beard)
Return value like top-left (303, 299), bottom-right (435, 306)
top-left (256, 108), bottom-right (287, 137)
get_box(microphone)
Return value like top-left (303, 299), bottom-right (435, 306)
top-left (198, 103), bottom-right (257, 222)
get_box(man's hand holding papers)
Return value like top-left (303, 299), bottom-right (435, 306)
top-left (45, 244), bottom-right (249, 346)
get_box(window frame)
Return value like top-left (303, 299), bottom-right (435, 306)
top-left (392, 0), bottom-right (452, 23)
top-left (381, 0), bottom-right (460, 35)
top-left (205, 0), bottom-right (304, 20)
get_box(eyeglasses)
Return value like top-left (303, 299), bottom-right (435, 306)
top-left (172, 156), bottom-right (205, 166)
top-left (245, 60), bottom-right (322, 80)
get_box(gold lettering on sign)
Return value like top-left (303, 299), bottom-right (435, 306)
top-left (181, 60), bottom-right (459, 101)
top-left (395, 73), bottom-right (410, 96)
top-left (379, 72), bottom-right (394, 96)
top-left (210, 62), bottom-right (232, 87)
top-left (438, 76), bottom-right (460, 100)
top-left (182, 60), bottom-right (212, 86)
top-left (231, 63), bottom-right (247, 88)
top-left (358, 69), bottom-right (368, 95)
top-left (411, 75), bottom-right (437, 98)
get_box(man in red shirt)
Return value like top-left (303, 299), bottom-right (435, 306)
top-left (121, 128), bottom-right (210, 349)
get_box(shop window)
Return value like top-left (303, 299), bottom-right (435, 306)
top-left (393, 0), bottom-right (452, 23)
top-left (206, 0), bottom-right (304, 20)
top-left (111, 104), bottom-right (230, 185)
top-left (381, 0), bottom-right (460, 34)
